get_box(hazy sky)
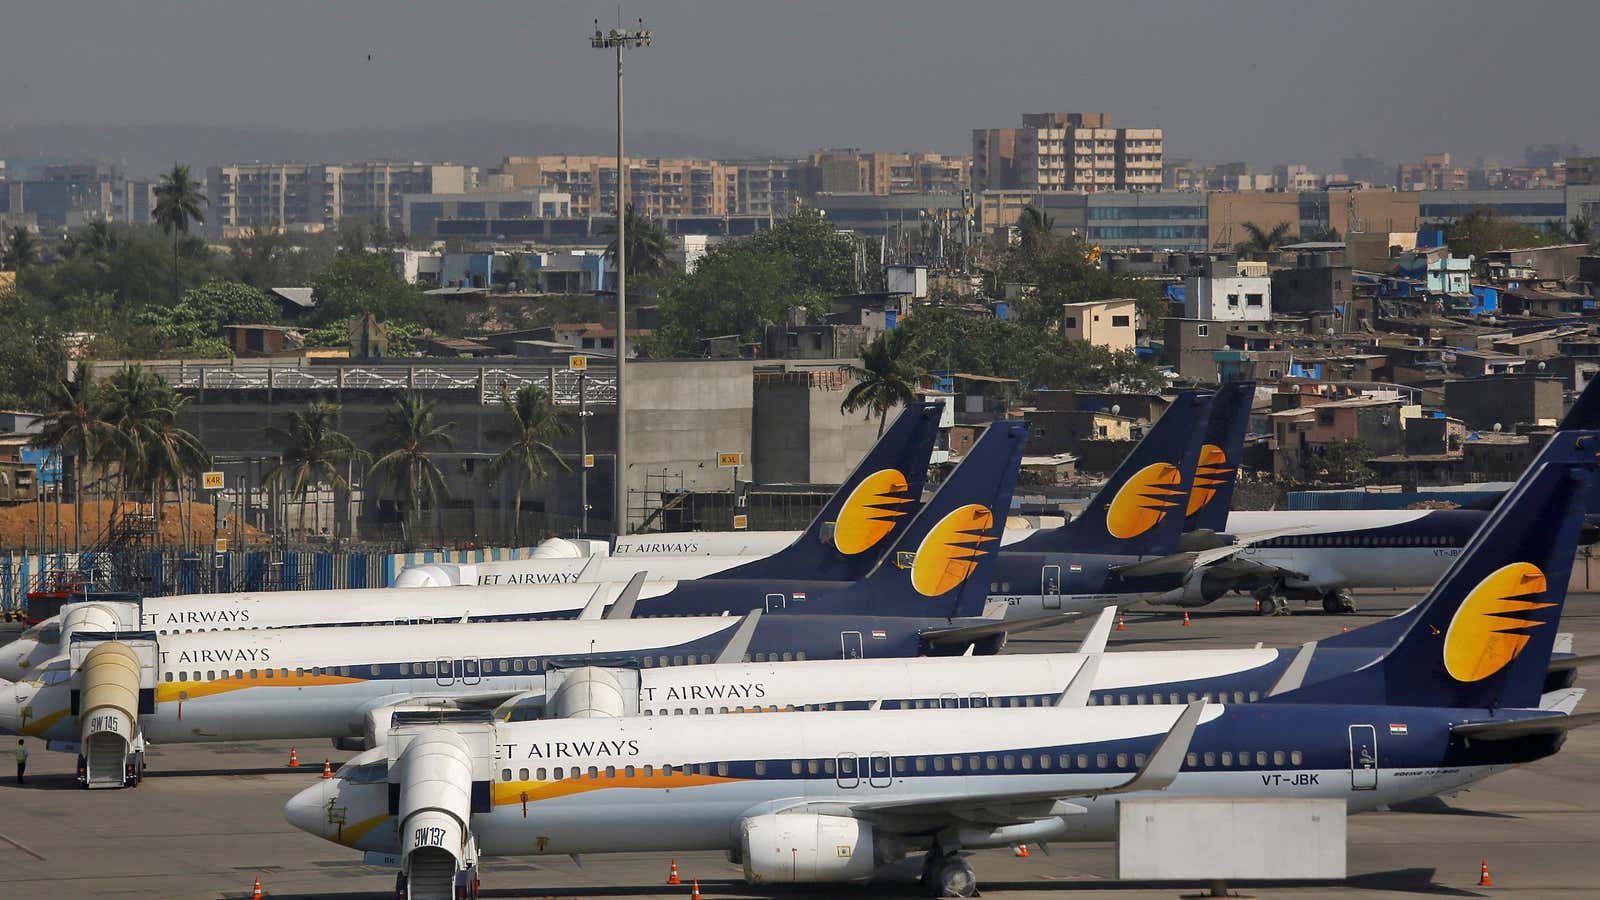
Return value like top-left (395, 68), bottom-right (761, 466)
top-left (3, 0), bottom-right (1596, 169)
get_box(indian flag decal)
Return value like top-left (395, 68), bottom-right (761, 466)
top-left (871, 630), bottom-right (887, 640)
top-left (1389, 723), bottom-right (1408, 735)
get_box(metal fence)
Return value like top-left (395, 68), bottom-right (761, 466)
top-left (0, 544), bottom-right (544, 612)
top-left (108, 362), bottom-right (618, 406)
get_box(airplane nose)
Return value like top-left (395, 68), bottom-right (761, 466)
top-left (0, 683), bottom-right (25, 735)
top-left (284, 778), bottom-right (336, 837)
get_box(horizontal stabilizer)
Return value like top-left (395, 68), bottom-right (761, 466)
top-left (1056, 655), bottom-right (1099, 708)
top-left (920, 611), bottom-right (1084, 646)
top-left (1452, 710), bottom-right (1600, 742)
top-left (1267, 641), bottom-right (1317, 697)
top-left (576, 584), bottom-right (609, 621)
top-left (715, 610), bottom-right (763, 664)
top-left (1549, 652), bottom-right (1600, 672)
top-left (1539, 688), bottom-right (1586, 715)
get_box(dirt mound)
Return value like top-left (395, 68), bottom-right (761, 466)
top-left (0, 499), bottom-right (268, 548)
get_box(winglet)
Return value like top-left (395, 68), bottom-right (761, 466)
top-left (1266, 641), bottom-right (1317, 697)
top-left (604, 571), bottom-right (649, 621)
top-left (1077, 607), bottom-right (1118, 655)
top-left (1056, 655), bottom-right (1100, 708)
top-left (576, 583), bottom-right (609, 621)
top-left (715, 610), bottom-right (763, 664)
top-left (1097, 700), bottom-right (1205, 795)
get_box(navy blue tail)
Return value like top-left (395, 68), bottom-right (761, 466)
top-left (1010, 391), bottom-right (1213, 557)
top-left (1278, 430), bottom-right (1599, 709)
top-left (847, 420), bottom-right (1029, 619)
top-left (711, 402), bottom-right (943, 581)
top-left (1560, 376), bottom-right (1600, 429)
top-left (1185, 381), bottom-right (1254, 534)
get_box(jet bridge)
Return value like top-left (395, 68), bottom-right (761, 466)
top-left (67, 630), bottom-right (157, 788)
top-left (386, 710), bottom-right (495, 900)
top-left (59, 594), bottom-right (145, 647)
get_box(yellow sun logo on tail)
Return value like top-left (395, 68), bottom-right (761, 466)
top-left (1106, 462), bottom-right (1186, 539)
top-left (1186, 444), bottom-right (1233, 516)
top-left (1443, 562), bottom-right (1555, 682)
top-left (833, 469), bottom-right (915, 555)
top-left (910, 504), bottom-right (997, 596)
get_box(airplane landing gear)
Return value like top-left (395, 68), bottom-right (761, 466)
top-left (920, 850), bottom-right (977, 898)
top-left (1321, 588), bottom-right (1356, 615)
top-left (1254, 588), bottom-right (1290, 616)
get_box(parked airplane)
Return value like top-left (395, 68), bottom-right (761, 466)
top-left (0, 417), bottom-right (1026, 681)
top-left (285, 431), bottom-right (1600, 899)
top-left (1160, 378), bottom-right (1600, 615)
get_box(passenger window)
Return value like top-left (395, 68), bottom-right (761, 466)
top-left (295, 668), bottom-right (305, 677)
top-left (1135, 753), bottom-right (1147, 767)
top-left (1291, 751), bottom-right (1303, 765)
top-left (933, 757), bottom-right (946, 772)
top-left (553, 767), bottom-right (564, 779)
top-left (1221, 752), bottom-right (1233, 766)
top-left (1273, 751), bottom-right (1285, 766)
top-left (370, 665), bottom-right (380, 677)
top-left (1096, 753), bottom-right (1108, 768)
top-left (823, 759), bottom-right (836, 775)
top-left (206, 670), bottom-right (215, 680)
top-left (914, 758), bottom-right (926, 773)
top-left (280, 668), bottom-right (288, 678)
top-left (807, 760), bottom-right (820, 775)
top-left (264, 669), bottom-right (274, 679)
top-left (1116, 753), bottom-right (1128, 768)
top-left (1119, 694), bottom-right (1129, 705)
top-left (968, 756), bottom-right (981, 771)
top-left (1234, 692), bottom-right (1245, 703)
top-left (1186, 753), bottom-right (1197, 767)
top-left (588, 766), bottom-right (600, 778)
top-left (796, 651), bottom-right (806, 661)
top-left (790, 761), bottom-right (801, 775)
top-left (501, 768), bottom-right (512, 781)
top-left (514, 659), bottom-right (525, 673)
top-left (716, 763), bottom-right (729, 777)
top-left (1020, 755), bottom-right (1032, 770)
top-left (534, 768), bottom-right (545, 780)
top-left (1204, 753), bottom-right (1216, 766)
top-left (1170, 693), bottom-right (1180, 704)
top-left (753, 761), bottom-right (766, 776)
top-left (1255, 752), bottom-right (1268, 766)
top-left (235, 669), bottom-right (243, 679)
top-left (498, 660), bottom-right (509, 673)
top-left (1248, 692), bottom-right (1259, 702)
top-left (1039, 754), bottom-right (1052, 770)
top-left (951, 757), bottom-right (964, 772)
top-left (894, 758), bottom-right (907, 774)
top-left (1076, 754), bottom-right (1088, 769)
top-left (1002, 755), bottom-right (1014, 770)
top-left (603, 765), bottom-right (615, 778)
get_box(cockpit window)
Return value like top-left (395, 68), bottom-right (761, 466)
top-left (29, 663), bottom-right (71, 687)
top-left (341, 760), bottom-right (389, 784)
top-left (21, 623), bottom-right (60, 643)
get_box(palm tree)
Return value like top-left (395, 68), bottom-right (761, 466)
top-left (497, 253), bottom-right (529, 293)
top-left (1237, 221), bottom-right (1293, 255)
top-left (1016, 205), bottom-right (1055, 253)
top-left (67, 221), bottom-right (119, 260)
top-left (489, 385), bottom-right (573, 543)
top-left (600, 203), bottom-right (673, 279)
top-left (31, 363), bottom-right (116, 551)
top-left (842, 328), bottom-right (922, 436)
top-left (2, 226), bottom-right (40, 271)
top-left (153, 164), bottom-right (208, 304)
top-left (97, 364), bottom-right (207, 541)
top-left (262, 401), bottom-right (368, 538)
top-left (368, 391), bottom-right (456, 546)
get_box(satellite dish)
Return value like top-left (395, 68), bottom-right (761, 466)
top-left (1111, 404), bottom-right (1122, 417)
top-left (1493, 422), bottom-right (1503, 433)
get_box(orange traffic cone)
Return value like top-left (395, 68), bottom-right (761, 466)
top-left (1342, 625), bottom-right (1349, 634)
top-left (1116, 613), bottom-right (1126, 632)
top-left (690, 879), bottom-right (702, 900)
top-left (321, 759), bottom-right (333, 779)
top-left (287, 747), bottom-right (299, 768)
top-left (667, 858), bottom-right (682, 885)
top-left (1014, 843), bottom-right (1030, 858)
top-left (1479, 858), bottom-right (1493, 887)
top-left (251, 874), bottom-right (263, 900)
top-left (1254, 598), bottom-right (1261, 613)
top-left (1182, 611), bottom-right (1191, 627)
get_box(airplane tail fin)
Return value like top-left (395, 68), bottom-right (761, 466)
top-left (1278, 431), bottom-right (1599, 710)
top-left (711, 401), bottom-right (942, 581)
top-left (1011, 391), bottom-right (1212, 556)
top-left (1185, 380), bottom-right (1254, 534)
top-left (1560, 377), bottom-right (1600, 430)
top-left (851, 420), bottom-right (1028, 618)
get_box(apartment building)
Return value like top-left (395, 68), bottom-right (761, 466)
top-left (402, 190), bottom-right (572, 238)
top-left (207, 161), bottom-right (471, 237)
top-left (802, 150), bottom-right (968, 196)
top-left (975, 112), bottom-right (1162, 194)
top-left (0, 161), bottom-right (154, 229)
top-left (498, 155), bottom-right (731, 218)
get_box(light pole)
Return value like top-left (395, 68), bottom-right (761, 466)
top-left (591, 18), bottom-right (651, 537)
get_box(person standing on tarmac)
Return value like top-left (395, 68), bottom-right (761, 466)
top-left (14, 739), bottom-right (26, 784)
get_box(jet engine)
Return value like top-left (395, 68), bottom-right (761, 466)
top-left (740, 814), bottom-right (881, 884)
top-left (1149, 572), bottom-right (1227, 608)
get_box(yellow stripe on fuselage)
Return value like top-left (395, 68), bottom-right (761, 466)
top-left (490, 771), bottom-right (741, 807)
top-left (156, 673), bottom-right (365, 703)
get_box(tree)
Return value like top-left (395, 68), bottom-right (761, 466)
top-left (153, 164), bottom-right (209, 305)
top-left (842, 329), bottom-right (922, 436)
top-left (97, 364), bottom-right (209, 538)
top-left (262, 401), bottom-right (367, 537)
top-left (1312, 439), bottom-right (1374, 484)
top-left (368, 391), bottom-right (455, 546)
top-left (65, 221), bottom-right (120, 262)
top-left (1016, 205), bottom-right (1056, 253)
top-left (1436, 207), bottom-right (1564, 261)
top-left (599, 203), bottom-right (674, 281)
top-left (488, 385), bottom-right (573, 542)
top-left (310, 251), bottom-right (424, 326)
top-left (1565, 214), bottom-right (1595, 247)
top-left (497, 253), bottom-right (529, 293)
top-left (31, 363), bottom-right (116, 549)
top-left (131, 280), bottom-right (278, 357)
top-left (1237, 221), bottom-right (1293, 255)
top-left (3, 227), bottom-right (40, 271)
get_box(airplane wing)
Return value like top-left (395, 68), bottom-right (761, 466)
top-left (1451, 710), bottom-right (1600, 741)
top-left (827, 701), bottom-right (1206, 830)
top-left (920, 611), bottom-right (1087, 646)
top-left (1113, 526), bottom-right (1318, 580)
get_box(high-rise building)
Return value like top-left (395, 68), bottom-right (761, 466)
top-left (973, 113), bottom-right (1162, 194)
top-left (800, 150), bottom-right (968, 196)
top-left (498, 155), bottom-right (731, 218)
top-left (207, 161), bottom-right (471, 237)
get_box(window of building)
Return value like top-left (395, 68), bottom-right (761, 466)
top-left (1197, 324), bottom-right (1209, 337)
top-left (1111, 315), bottom-right (1130, 327)
top-left (1227, 294), bottom-right (1240, 307)
top-left (1246, 293), bottom-right (1264, 307)
top-left (1065, 316), bottom-right (1078, 329)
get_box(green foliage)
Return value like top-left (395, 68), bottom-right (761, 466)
top-left (995, 230), bottom-right (1159, 332)
top-left (309, 252), bottom-right (424, 326)
top-left (648, 209), bottom-right (860, 355)
top-left (130, 280), bottom-right (276, 357)
top-left (3, 227), bottom-right (41, 271)
top-left (600, 204), bottom-right (675, 282)
top-left (226, 230), bottom-right (339, 288)
top-left (368, 391), bottom-right (456, 545)
top-left (489, 384), bottom-right (574, 542)
top-left (841, 329), bottom-right (922, 435)
top-left (1435, 207), bottom-right (1567, 261)
top-left (262, 401), bottom-right (368, 499)
top-left (1311, 439), bottom-right (1374, 484)
top-left (1236, 221), bottom-right (1293, 255)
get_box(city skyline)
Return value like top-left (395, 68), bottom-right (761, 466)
top-left (1, 1), bottom-right (1595, 173)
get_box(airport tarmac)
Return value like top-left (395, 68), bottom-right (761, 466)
top-left (1, 592), bottom-right (1596, 899)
